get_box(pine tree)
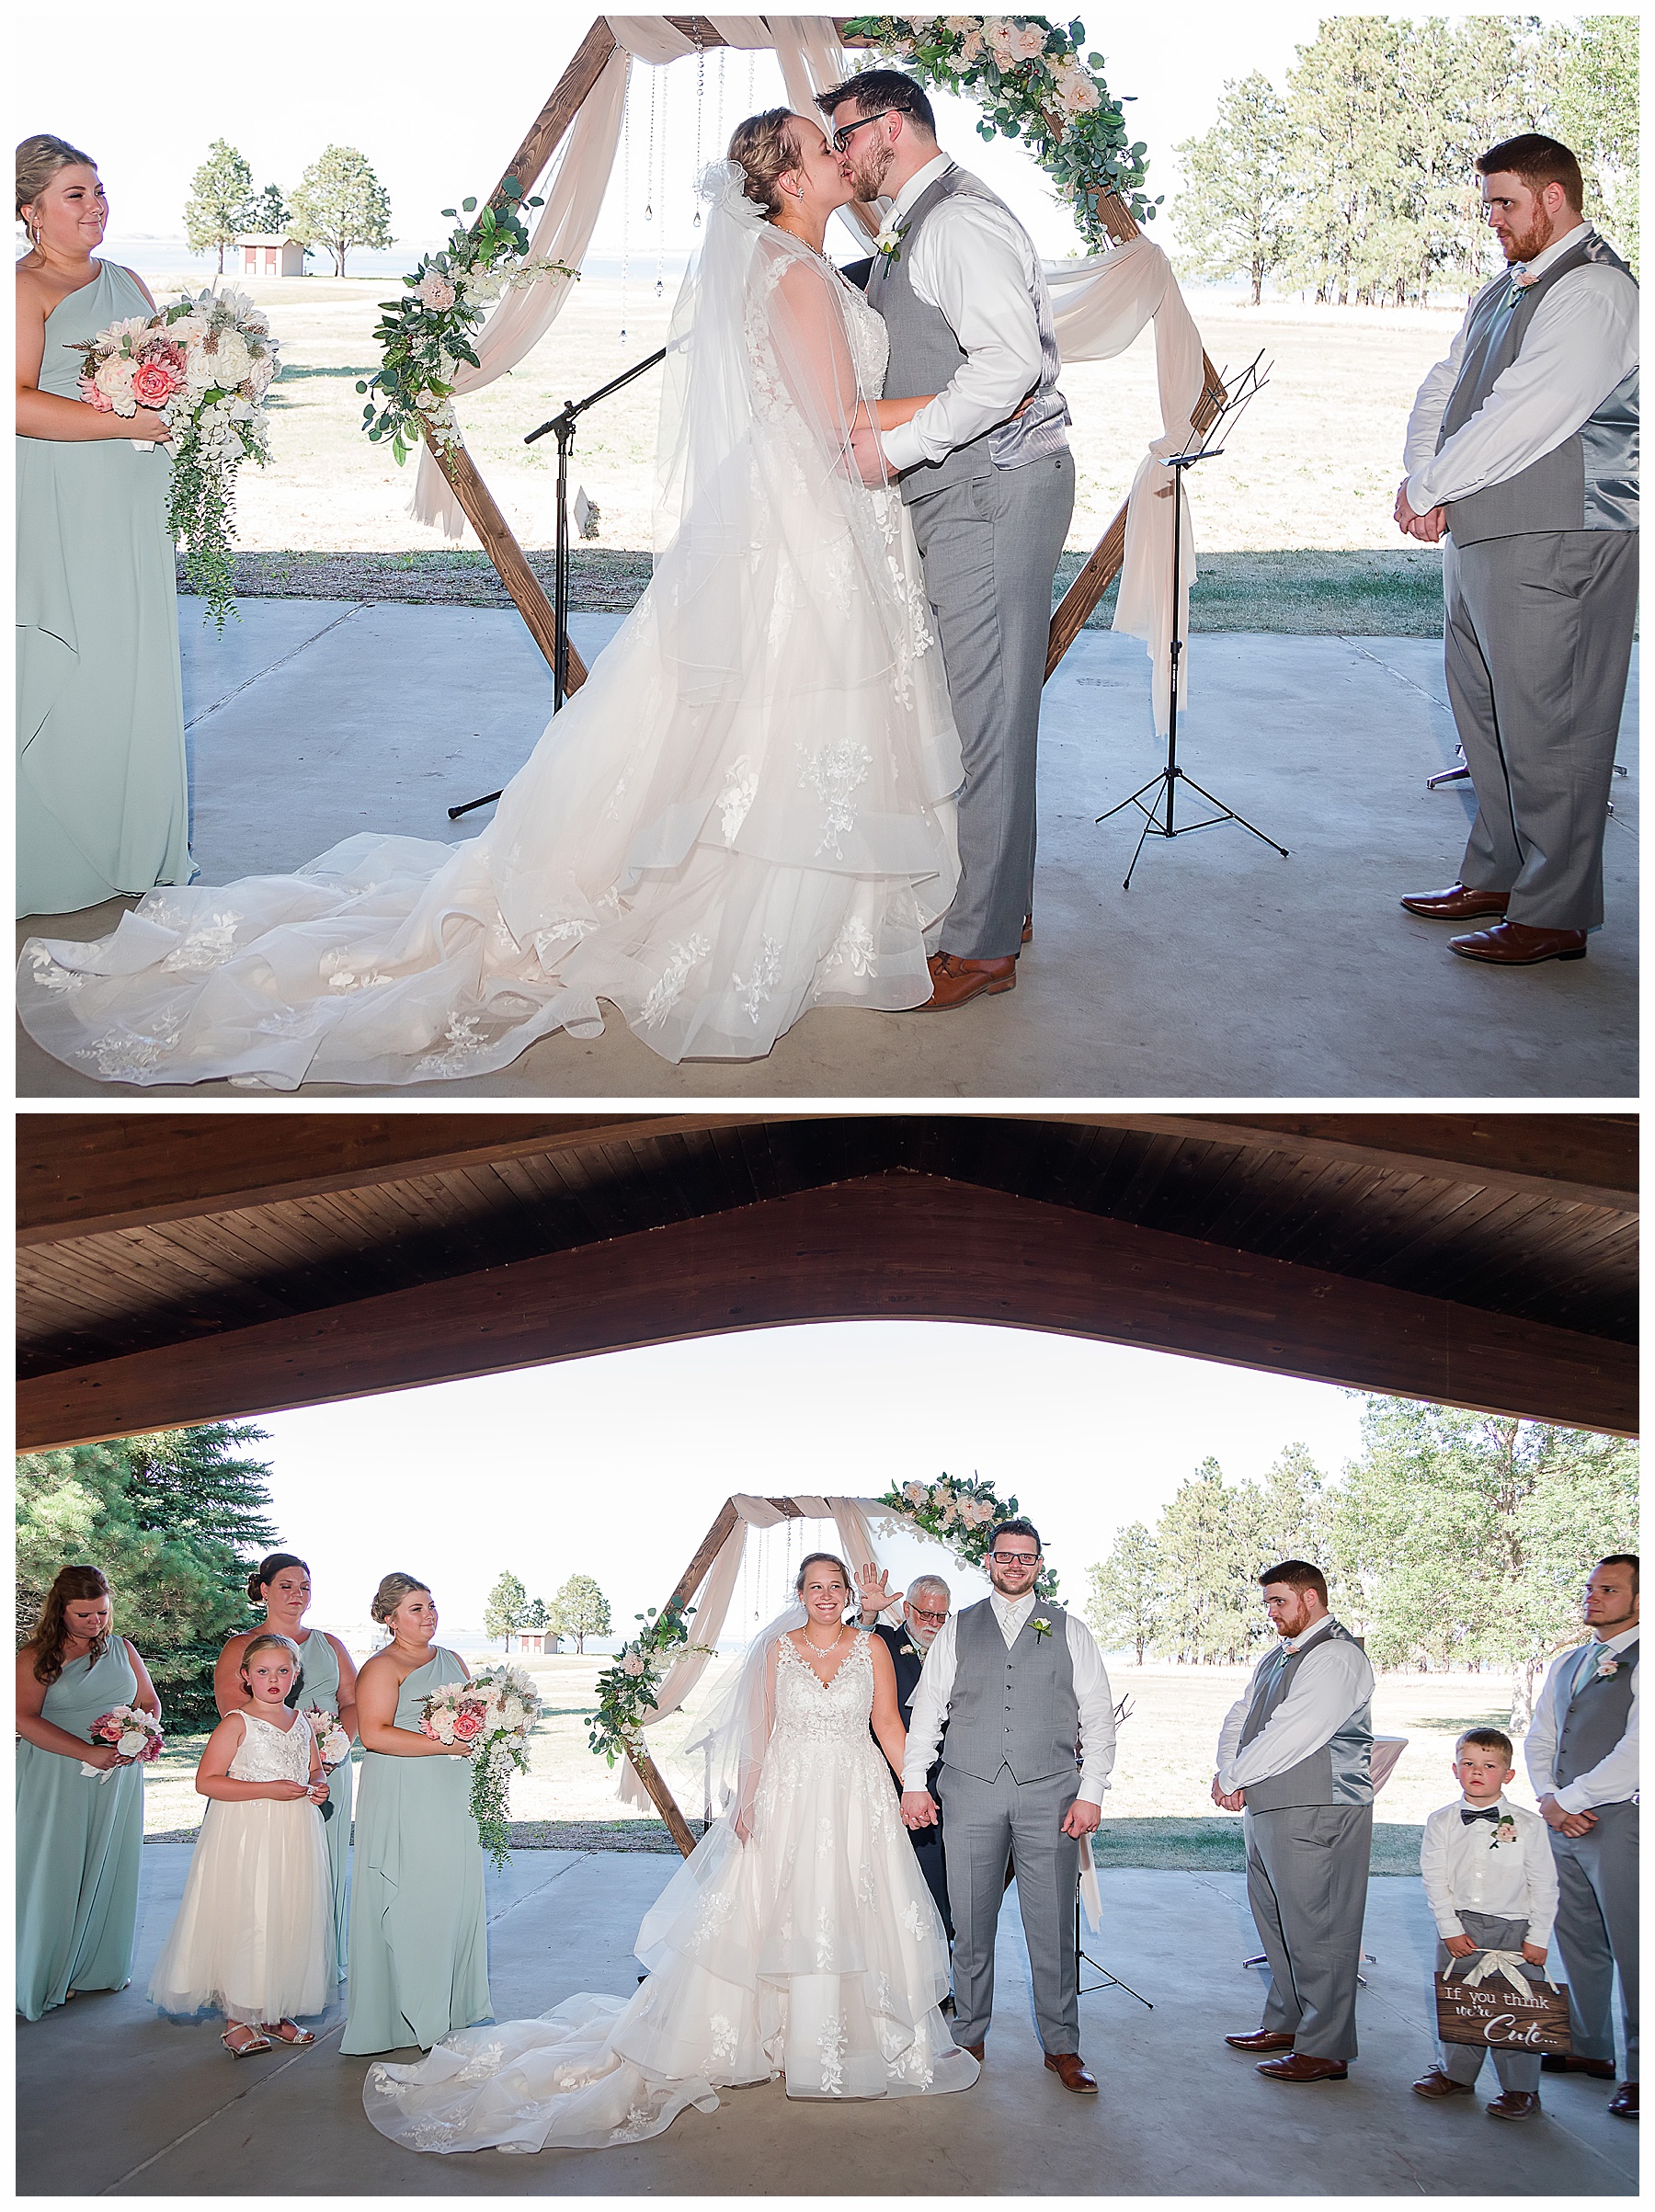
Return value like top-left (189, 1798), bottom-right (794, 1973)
top-left (484, 1570), bottom-right (530, 1650)
top-left (289, 145), bottom-right (393, 277)
top-left (524, 1597), bottom-right (550, 1632)
top-left (184, 140), bottom-right (256, 276)
top-left (1284, 18), bottom-right (1409, 305)
top-left (1085, 1522), bottom-right (1161, 1664)
top-left (549, 1573), bottom-right (611, 1655)
top-left (17, 1424), bottom-right (278, 1732)
top-left (247, 183), bottom-right (291, 236)
top-left (1171, 73), bottom-right (1295, 304)
top-left (1553, 16), bottom-right (1638, 271)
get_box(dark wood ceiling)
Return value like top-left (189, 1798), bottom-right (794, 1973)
top-left (16, 1113), bottom-right (1637, 1447)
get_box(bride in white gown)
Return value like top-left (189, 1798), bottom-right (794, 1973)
top-left (17, 117), bottom-right (961, 1082)
top-left (363, 1553), bottom-right (976, 2154)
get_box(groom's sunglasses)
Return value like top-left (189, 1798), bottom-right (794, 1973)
top-left (832, 110), bottom-right (900, 154)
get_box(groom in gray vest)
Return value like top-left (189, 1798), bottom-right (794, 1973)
top-left (1397, 134), bottom-right (1638, 966)
top-left (900, 1519), bottom-right (1116, 2093)
top-left (821, 72), bottom-right (1076, 1013)
top-left (1214, 1560), bottom-right (1375, 2083)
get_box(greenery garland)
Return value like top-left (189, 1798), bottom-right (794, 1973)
top-left (588, 1597), bottom-right (713, 1768)
top-left (839, 15), bottom-right (1157, 245)
top-left (876, 1472), bottom-right (1060, 1600)
top-left (357, 180), bottom-right (576, 466)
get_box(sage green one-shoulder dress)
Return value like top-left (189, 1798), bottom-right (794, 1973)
top-left (17, 258), bottom-right (191, 919)
top-left (16, 1638), bottom-right (146, 2020)
top-left (343, 1649), bottom-right (491, 2055)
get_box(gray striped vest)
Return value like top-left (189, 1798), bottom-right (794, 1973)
top-left (941, 1597), bottom-right (1079, 1784)
top-left (1238, 1618), bottom-right (1373, 1814)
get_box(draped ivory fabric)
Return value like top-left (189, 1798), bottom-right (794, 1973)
top-left (616, 1492), bottom-right (890, 1814)
top-left (415, 16), bottom-right (1209, 726)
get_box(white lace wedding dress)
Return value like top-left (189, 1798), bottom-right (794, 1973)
top-left (17, 177), bottom-right (962, 1082)
top-left (362, 1630), bottom-right (976, 2155)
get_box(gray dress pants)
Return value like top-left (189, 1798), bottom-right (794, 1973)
top-left (1444, 528), bottom-right (1638, 929)
top-left (1435, 1909), bottom-right (1544, 2093)
top-left (1244, 1802), bottom-right (1372, 2060)
top-left (907, 451), bottom-right (1075, 961)
top-left (939, 1762), bottom-right (1079, 2055)
top-left (1548, 1797), bottom-right (1638, 2079)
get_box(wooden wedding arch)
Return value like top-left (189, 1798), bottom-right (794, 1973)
top-left (425, 16), bottom-right (1227, 696)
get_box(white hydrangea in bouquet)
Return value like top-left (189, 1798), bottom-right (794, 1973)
top-left (69, 286), bottom-right (280, 630)
top-left (419, 1663), bottom-right (542, 1868)
top-left (81, 1704), bottom-right (164, 1781)
top-left (302, 1704), bottom-right (352, 1770)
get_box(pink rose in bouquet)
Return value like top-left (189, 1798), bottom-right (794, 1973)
top-left (78, 375), bottom-right (115, 412)
top-left (451, 1702), bottom-right (487, 1742)
top-left (131, 344), bottom-right (188, 411)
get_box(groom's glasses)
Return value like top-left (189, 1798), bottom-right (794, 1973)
top-left (832, 110), bottom-right (899, 154)
top-left (989, 1550), bottom-right (1040, 1567)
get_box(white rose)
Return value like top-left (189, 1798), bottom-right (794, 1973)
top-left (210, 329), bottom-right (253, 386)
top-left (118, 1727), bottom-right (149, 1758)
top-left (417, 269), bottom-right (456, 311)
top-left (1009, 22), bottom-right (1047, 62)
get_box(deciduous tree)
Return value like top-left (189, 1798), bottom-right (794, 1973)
top-left (484, 1570), bottom-right (530, 1650)
top-left (1085, 1522), bottom-right (1161, 1663)
top-left (1171, 73), bottom-right (1295, 304)
top-left (290, 145), bottom-right (393, 277)
top-left (184, 140), bottom-right (256, 276)
top-left (550, 1572), bottom-right (611, 1655)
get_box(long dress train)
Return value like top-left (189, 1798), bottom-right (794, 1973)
top-left (17, 175), bottom-right (961, 1080)
top-left (362, 1629), bottom-right (976, 2154)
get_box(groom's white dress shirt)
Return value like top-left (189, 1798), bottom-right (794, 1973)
top-left (901, 1589), bottom-right (1116, 1803)
top-left (1523, 1621), bottom-right (1641, 1812)
top-left (873, 152), bottom-right (1047, 476)
top-left (1403, 220), bottom-right (1638, 514)
top-left (1215, 1616), bottom-right (1374, 1794)
top-left (1420, 1794), bottom-right (1558, 1944)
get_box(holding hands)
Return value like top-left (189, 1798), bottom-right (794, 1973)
top-left (900, 1787), bottom-right (938, 1830)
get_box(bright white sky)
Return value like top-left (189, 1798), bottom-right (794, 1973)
top-left (255, 1321), bottom-right (1369, 1642)
top-left (17, 5), bottom-right (1577, 264)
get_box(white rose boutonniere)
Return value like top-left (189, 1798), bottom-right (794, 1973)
top-left (1490, 1812), bottom-right (1520, 1851)
top-left (875, 219), bottom-right (908, 266)
top-left (1505, 268), bottom-right (1540, 311)
top-left (1595, 1654), bottom-right (1620, 1680)
top-left (1033, 1616), bottom-right (1053, 1641)
top-left (900, 1642), bottom-right (919, 1660)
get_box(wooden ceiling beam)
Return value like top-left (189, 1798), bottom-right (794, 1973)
top-left (17, 1174), bottom-right (1635, 1452)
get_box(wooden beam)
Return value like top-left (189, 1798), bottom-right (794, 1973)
top-left (18, 1176), bottom-right (1635, 1451)
top-left (17, 1112), bottom-right (808, 1245)
top-left (419, 434), bottom-right (588, 693)
top-left (489, 18), bottom-right (619, 209)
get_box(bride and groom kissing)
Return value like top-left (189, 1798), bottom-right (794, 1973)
top-left (364, 1522), bottom-right (1117, 2153)
top-left (20, 72), bottom-right (1079, 1084)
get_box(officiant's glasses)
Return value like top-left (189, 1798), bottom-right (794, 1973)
top-left (907, 1602), bottom-right (950, 1625)
top-left (832, 110), bottom-right (900, 153)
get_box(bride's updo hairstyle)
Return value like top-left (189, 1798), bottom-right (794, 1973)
top-left (371, 1571), bottom-right (430, 1625)
top-left (17, 133), bottom-right (95, 228)
top-left (729, 108), bottom-right (801, 216)
top-left (794, 1550), bottom-right (853, 1605)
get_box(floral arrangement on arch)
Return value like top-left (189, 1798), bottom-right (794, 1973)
top-left (588, 1597), bottom-right (713, 1770)
top-left (839, 15), bottom-right (1157, 248)
top-left (876, 1472), bottom-right (1060, 1599)
top-left (358, 180), bottom-right (576, 466)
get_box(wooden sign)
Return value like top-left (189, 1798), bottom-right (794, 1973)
top-left (1435, 1968), bottom-right (1572, 2057)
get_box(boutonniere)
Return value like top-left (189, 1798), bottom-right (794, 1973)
top-left (1033, 1616), bottom-right (1053, 1641)
top-left (1505, 268), bottom-right (1539, 310)
top-left (874, 221), bottom-right (908, 265)
top-left (1594, 1654), bottom-right (1620, 1680)
top-left (1490, 1813), bottom-right (1519, 1850)
top-left (899, 1642), bottom-right (919, 1659)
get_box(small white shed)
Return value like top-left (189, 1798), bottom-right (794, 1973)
top-left (238, 234), bottom-right (306, 278)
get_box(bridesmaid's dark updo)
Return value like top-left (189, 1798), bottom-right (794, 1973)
top-left (728, 108), bottom-right (801, 217)
top-left (248, 1551), bottom-right (310, 1606)
top-left (16, 133), bottom-right (95, 228)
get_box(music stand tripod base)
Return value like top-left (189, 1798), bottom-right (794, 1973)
top-left (1077, 1894), bottom-right (1153, 2007)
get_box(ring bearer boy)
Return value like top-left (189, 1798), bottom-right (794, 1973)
top-left (1412, 1727), bottom-right (1558, 2119)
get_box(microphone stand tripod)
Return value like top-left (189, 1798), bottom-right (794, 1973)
top-left (1095, 353), bottom-right (1289, 890)
top-left (448, 345), bottom-right (668, 822)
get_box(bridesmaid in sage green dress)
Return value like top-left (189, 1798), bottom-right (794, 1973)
top-left (215, 1551), bottom-right (358, 1979)
top-left (16, 1565), bottom-right (161, 2020)
top-left (16, 135), bottom-right (190, 921)
top-left (343, 1574), bottom-right (491, 2056)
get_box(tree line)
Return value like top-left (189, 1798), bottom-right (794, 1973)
top-left (1170, 15), bottom-right (1638, 307)
top-left (1084, 1399), bottom-right (1638, 1726)
top-left (185, 139), bottom-right (394, 276)
top-left (485, 1568), bottom-right (612, 1654)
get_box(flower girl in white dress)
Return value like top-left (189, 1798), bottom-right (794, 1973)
top-left (148, 1633), bottom-right (335, 2056)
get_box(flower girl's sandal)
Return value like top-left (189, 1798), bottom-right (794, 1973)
top-left (222, 2025), bottom-right (271, 2058)
top-left (262, 2020), bottom-right (315, 2046)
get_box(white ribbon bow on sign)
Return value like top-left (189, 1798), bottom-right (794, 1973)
top-left (1455, 1949), bottom-right (1536, 1996)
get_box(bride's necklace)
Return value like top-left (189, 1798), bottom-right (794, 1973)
top-left (803, 1620), bottom-right (850, 1655)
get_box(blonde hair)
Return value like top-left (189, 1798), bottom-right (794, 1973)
top-left (240, 1631), bottom-right (302, 1693)
top-left (728, 108), bottom-right (801, 217)
top-left (17, 133), bottom-right (95, 226)
top-left (371, 1571), bottom-right (430, 1625)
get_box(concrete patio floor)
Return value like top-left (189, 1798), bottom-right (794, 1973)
top-left (16, 601), bottom-right (1638, 1099)
top-left (17, 1847), bottom-right (1636, 2196)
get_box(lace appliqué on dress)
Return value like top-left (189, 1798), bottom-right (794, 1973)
top-left (799, 738), bottom-right (873, 861)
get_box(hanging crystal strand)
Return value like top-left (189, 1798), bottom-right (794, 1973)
top-left (619, 65), bottom-right (631, 348)
top-left (714, 46), bottom-right (726, 162)
top-left (644, 65), bottom-right (656, 224)
top-left (656, 64), bottom-right (668, 297)
top-left (691, 40), bottom-right (705, 229)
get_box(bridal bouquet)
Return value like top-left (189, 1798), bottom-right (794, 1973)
top-left (303, 1704), bottom-right (352, 1770)
top-left (420, 1664), bottom-right (542, 1868)
top-left (81, 1705), bottom-right (164, 1781)
top-left (70, 287), bottom-right (280, 629)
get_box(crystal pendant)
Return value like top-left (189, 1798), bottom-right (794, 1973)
top-left (693, 211), bottom-right (702, 229)
top-left (656, 279), bottom-right (664, 296)
top-left (644, 201), bottom-right (653, 221)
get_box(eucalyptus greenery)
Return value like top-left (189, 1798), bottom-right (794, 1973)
top-left (839, 15), bottom-right (1157, 244)
top-left (588, 1597), bottom-right (707, 1768)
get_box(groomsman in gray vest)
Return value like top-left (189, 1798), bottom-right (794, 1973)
top-left (900, 1520), bottom-right (1116, 2092)
top-left (820, 72), bottom-right (1076, 1012)
top-left (1213, 1561), bottom-right (1375, 2083)
top-left (1397, 133), bottom-right (1638, 966)
top-left (1524, 1553), bottom-right (1638, 2121)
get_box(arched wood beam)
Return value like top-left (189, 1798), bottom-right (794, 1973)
top-left (17, 1175), bottom-right (1635, 1452)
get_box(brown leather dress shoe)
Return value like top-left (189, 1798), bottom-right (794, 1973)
top-left (1486, 2090), bottom-right (1541, 2119)
top-left (1257, 2053), bottom-right (1348, 2083)
top-left (1044, 2052), bottom-right (1098, 2093)
top-left (961, 2040), bottom-right (985, 2061)
top-left (1400, 883), bottom-right (1510, 920)
top-left (1449, 919), bottom-right (1588, 965)
top-left (1542, 2054), bottom-right (1616, 2078)
top-left (1412, 2068), bottom-right (1476, 2099)
top-left (919, 951), bottom-right (1017, 1010)
top-left (1608, 2080), bottom-right (1638, 2119)
top-left (1226, 2030), bottom-right (1297, 2052)
top-left (1022, 913), bottom-right (1033, 945)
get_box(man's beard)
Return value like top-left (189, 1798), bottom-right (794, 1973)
top-left (848, 141), bottom-right (896, 204)
top-left (1501, 211), bottom-right (1555, 263)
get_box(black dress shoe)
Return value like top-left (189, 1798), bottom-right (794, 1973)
top-left (1542, 2054), bottom-right (1616, 2079)
top-left (1608, 2081), bottom-right (1638, 2120)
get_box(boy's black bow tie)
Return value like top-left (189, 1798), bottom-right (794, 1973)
top-left (1460, 1807), bottom-right (1501, 1824)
